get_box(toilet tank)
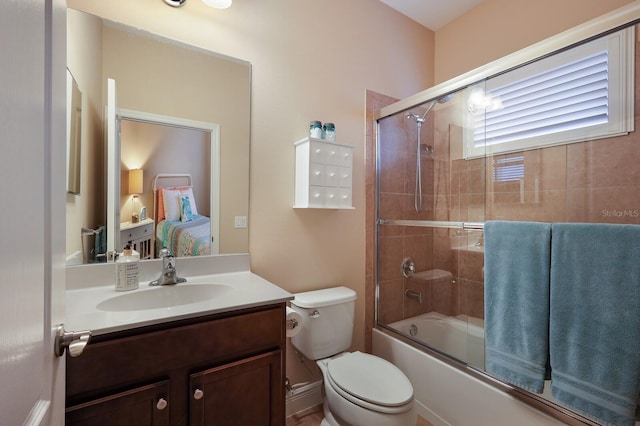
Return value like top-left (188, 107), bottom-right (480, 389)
top-left (290, 286), bottom-right (356, 360)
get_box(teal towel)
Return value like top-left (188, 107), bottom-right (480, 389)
top-left (484, 220), bottom-right (552, 393)
top-left (94, 225), bottom-right (106, 255)
top-left (550, 223), bottom-right (640, 426)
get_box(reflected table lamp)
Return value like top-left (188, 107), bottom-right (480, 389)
top-left (129, 169), bottom-right (143, 223)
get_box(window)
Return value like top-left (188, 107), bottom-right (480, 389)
top-left (493, 156), bottom-right (524, 182)
top-left (464, 27), bottom-right (634, 159)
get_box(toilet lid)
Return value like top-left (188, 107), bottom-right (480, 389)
top-left (327, 352), bottom-right (413, 407)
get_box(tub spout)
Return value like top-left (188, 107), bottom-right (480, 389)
top-left (405, 288), bottom-right (423, 304)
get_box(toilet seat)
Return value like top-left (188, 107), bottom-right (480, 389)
top-left (326, 352), bottom-right (413, 414)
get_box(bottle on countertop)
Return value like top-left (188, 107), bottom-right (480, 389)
top-left (115, 244), bottom-right (139, 291)
top-left (127, 241), bottom-right (141, 261)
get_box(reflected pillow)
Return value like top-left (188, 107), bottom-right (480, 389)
top-left (162, 188), bottom-right (182, 221)
top-left (180, 195), bottom-right (193, 222)
top-left (180, 186), bottom-right (198, 216)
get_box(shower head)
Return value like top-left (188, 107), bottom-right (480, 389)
top-left (437, 93), bottom-right (454, 104)
top-left (406, 93), bottom-right (454, 123)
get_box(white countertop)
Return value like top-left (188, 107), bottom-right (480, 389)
top-left (66, 271), bottom-right (293, 336)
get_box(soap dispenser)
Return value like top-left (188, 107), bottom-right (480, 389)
top-left (115, 244), bottom-right (139, 291)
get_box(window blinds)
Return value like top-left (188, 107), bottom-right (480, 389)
top-left (464, 27), bottom-right (633, 159)
top-left (474, 51), bottom-right (609, 147)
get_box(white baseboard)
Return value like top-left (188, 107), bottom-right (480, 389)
top-left (285, 380), bottom-right (323, 417)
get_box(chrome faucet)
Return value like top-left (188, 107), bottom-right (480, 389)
top-left (150, 248), bottom-right (186, 286)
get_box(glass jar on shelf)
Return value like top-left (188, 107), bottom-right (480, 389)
top-left (323, 122), bottom-right (336, 141)
top-left (309, 120), bottom-right (323, 139)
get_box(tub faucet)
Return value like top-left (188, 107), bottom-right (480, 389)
top-left (150, 248), bottom-right (186, 286)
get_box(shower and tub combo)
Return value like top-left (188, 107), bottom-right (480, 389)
top-left (371, 15), bottom-right (640, 426)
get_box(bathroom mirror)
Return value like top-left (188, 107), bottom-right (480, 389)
top-left (66, 69), bottom-right (82, 195)
top-left (65, 8), bottom-right (251, 264)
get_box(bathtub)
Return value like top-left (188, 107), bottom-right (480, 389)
top-left (389, 312), bottom-right (485, 369)
top-left (373, 317), bottom-right (565, 426)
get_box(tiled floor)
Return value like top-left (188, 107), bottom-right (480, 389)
top-left (286, 405), bottom-right (433, 426)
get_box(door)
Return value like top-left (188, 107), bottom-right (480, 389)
top-left (66, 381), bottom-right (170, 426)
top-left (189, 350), bottom-right (283, 426)
top-left (0, 0), bottom-right (67, 424)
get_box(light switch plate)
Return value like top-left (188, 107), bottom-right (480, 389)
top-left (234, 216), bottom-right (248, 228)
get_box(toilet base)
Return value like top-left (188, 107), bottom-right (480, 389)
top-left (320, 399), bottom-right (340, 426)
top-left (317, 354), bottom-right (417, 426)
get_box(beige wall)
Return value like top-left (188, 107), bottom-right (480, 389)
top-left (66, 0), bottom-right (434, 384)
top-left (435, 0), bottom-right (635, 83)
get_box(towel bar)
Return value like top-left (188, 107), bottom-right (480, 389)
top-left (81, 227), bottom-right (103, 236)
top-left (378, 219), bottom-right (484, 230)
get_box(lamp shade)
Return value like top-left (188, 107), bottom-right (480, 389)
top-left (129, 169), bottom-right (143, 195)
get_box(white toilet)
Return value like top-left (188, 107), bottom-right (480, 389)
top-left (290, 286), bottom-right (417, 426)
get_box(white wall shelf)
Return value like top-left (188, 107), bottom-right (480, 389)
top-left (294, 137), bottom-right (354, 209)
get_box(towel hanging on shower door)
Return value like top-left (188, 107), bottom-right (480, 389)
top-left (550, 223), bottom-right (640, 426)
top-left (484, 220), bottom-right (552, 394)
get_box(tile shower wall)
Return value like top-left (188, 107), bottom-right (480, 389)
top-left (377, 108), bottom-right (438, 324)
top-left (377, 40), bottom-right (640, 325)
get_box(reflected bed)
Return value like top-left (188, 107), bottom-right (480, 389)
top-left (156, 215), bottom-right (211, 256)
top-left (153, 173), bottom-right (211, 257)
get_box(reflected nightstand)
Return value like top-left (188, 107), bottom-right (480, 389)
top-left (120, 218), bottom-right (154, 259)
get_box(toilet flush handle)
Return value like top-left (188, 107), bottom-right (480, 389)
top-left (309, 310), bottom-right (320, 319)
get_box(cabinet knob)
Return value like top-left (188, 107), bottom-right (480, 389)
top-left (193, 388), bottom-right (204, 400)
top-left (156, 398), bottom-right (168, 411)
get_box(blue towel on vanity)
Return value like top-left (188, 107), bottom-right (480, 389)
top-left (94, 225), bottom-right (106, 256)
top-left (484, 220), bottom-right (552, 394)
top-left (550, 223), bottom-right (640, 426)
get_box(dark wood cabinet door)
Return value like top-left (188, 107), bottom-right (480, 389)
top-left (190, 350), bottom-right (283, 426)
top-left (66, 381), bottom-right (170, 426)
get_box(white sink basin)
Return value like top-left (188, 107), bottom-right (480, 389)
top-left (96, 284), bottom-right (232, 312)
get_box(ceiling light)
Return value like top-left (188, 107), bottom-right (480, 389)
top-left (202, 0), bottom-right (232, 9)
top-left (164, 0), bottom-right (187, 7)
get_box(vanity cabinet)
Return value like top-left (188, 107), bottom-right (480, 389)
top-left (66, 305), bottom-right (286, 426)
top-left (294, 137), bottom-right (354, 209)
